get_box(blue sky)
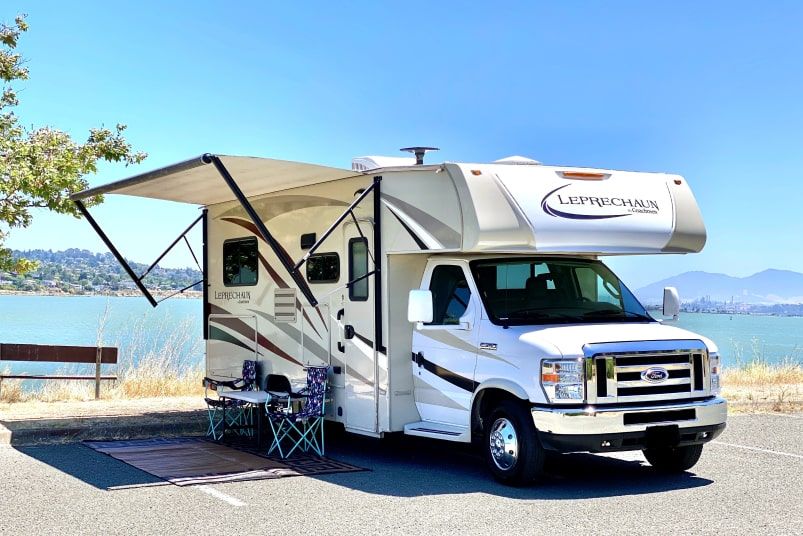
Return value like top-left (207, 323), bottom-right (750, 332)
top-left (4, 1), bottom-right (803, 289)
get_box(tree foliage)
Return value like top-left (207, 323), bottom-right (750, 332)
top-left (0, 15), bottom-right (147, 273)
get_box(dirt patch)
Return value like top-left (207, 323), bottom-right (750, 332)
top-left (722, 383), bottom-right (803, 414)
top-left (0, 396), bottom-right (205, 423)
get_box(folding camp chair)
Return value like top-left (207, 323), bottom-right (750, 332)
top-left (266, 366), bottom-right (328, 458)
top-left (203, 359), bottom-right (257, 440)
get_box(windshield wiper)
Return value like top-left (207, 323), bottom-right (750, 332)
top-left (502, 309), bottom-right (583, 322)
top-left (582, 310), bottom-right (653, 322)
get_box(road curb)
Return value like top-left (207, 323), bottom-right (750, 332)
top-left (0, 410), bottom-right (207, 446)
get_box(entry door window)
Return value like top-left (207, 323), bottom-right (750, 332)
top-left (348, 237), bottom-right (369, 301)
top-left (427, 265), bottom-right (471, 325)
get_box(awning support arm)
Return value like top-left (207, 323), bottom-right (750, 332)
top-left (140, 213), bottom-right (203, 279)
top-left (73, 199), bottom-right (158, 308)
top-left (203, 153), bottom-right (319, 307)
top-left (293, 181), bottom-right (377, 271)
top-left (157, 279), bottom-right (205, 304)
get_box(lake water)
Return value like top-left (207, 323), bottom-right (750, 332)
top-left (0, 296), bottom-right (800, 377)
top-left (0, 295), bottom-right (203, 377)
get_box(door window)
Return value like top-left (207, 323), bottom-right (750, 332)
top-left (427, 265), bottom-right (471, 325)
top-left (348, 237), bottom-right (369, 301)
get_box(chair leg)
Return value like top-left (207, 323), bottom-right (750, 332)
top-left (206, 407), bottom-right (223, 441)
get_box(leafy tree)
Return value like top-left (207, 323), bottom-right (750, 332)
top-left (0, 15), bottom-right (146, 272)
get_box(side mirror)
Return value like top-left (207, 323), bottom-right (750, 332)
top-left (663, 287), bottom-right (680, 321)
top-left (408, 290), bottom-right (433, 323)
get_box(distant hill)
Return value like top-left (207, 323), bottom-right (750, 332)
top-left (636, 269), bottom-right (803, 305)
top-left (0, 249), bottom-right (201, 294)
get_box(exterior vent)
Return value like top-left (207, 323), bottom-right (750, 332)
top-left (352, 155), bottom-right (415, 171)
top-left (274, 288), bottom-right (297, 323)
top-left (494, 156), bottom-right (541, 165)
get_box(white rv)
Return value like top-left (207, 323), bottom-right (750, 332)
top-left (72, 150), bottom-right (727, 485)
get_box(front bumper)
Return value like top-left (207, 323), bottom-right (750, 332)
top-left (531, 396), bottom-right (727, 453)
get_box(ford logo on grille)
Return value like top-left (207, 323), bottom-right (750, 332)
top-left (641, 367), bottom-right (670, 383)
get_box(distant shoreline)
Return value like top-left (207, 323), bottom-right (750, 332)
top-left (0, 290), bottom-right (202, 299)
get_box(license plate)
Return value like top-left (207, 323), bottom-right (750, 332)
top-left (645, 424), bottom-right (680, 448)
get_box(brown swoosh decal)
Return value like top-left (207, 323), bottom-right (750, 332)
top-left (224, 217), bottom-right (327, 336)
top-left (210, 304), bottom-right (303, 366)
top-left (255, 251), bottom-right (323, 339)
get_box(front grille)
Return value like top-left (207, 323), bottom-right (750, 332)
top-left (586, 348), bottom-right (709, 404)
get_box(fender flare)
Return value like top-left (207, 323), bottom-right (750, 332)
top-left (470, 379), bottom-right (532, 434)
top-left (472, 379), bottom-right (531, 403)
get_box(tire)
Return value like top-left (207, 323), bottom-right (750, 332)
top-left (643, 444), bottom-right (704, 473)
top-left (483, 399), bottom-right (545, 486)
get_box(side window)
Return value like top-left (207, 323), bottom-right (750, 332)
top-left (306, 252), bottom-right (340, 283)
top-left (223, 237), bottom-right (258, 286)
top-left (348, 238), bottom-right (369, 301)
top-left (428, 265), bottom-right (471, 325)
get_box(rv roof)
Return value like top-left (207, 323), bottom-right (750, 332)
top-left (71, 154), bottom-right (361, 205)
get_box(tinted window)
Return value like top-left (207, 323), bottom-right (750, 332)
top-left (349, 238), bottom-right (369, 301)
top-left (306, 252), bottom-right (340, 283)
top-left (428, 265), bottom-right (471, 325)
top-left (223, 237), bottom-right (258, 286)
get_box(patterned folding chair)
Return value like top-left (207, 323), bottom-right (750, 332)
top-left (267, 366), bottom-right (328, 458)
top-left (203, 359), bottom-right (258, 440)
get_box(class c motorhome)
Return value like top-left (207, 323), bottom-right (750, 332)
top-left (72, 151), bottom-right (727, 485)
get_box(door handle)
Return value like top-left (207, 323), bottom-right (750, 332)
top-left (344, 325), bottom-right (355, 340)
top-left (337, 342), bottom-right (345, 353)
top-left (415, 351), bottom-right (424, 368)
top-left (337, 308), bottom-right (344, 321)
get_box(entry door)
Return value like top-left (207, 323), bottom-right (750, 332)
top-left (411, 263), bottom-right (479, 427)
top-left (342, 221), bottom-right (377, 433)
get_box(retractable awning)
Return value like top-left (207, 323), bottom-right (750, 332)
top-left (70, 153), bottom-right (367, 309)
top-left (71, 154), bottom-right (361, 205)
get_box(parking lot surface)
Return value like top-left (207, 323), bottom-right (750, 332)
top-left (0, 413), bottom-right (801, 536)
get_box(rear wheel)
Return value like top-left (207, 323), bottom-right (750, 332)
top-left (643, 444), bottom-right (704, 473)
top-left (483, 399), bottom-right (545, 486)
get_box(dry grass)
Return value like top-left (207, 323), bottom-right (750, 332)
top-left (719, 336), bottom-right (803, 413)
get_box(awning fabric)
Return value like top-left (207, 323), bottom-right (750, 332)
top-left (71, 154), bottom-right (362, 206)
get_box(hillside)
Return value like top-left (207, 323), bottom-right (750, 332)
top-left (0, 249), bottom-right (202, 294)
top-left (636, 269), bottom-right (803, 305)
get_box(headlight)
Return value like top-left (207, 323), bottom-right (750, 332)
top-left (541, 359), bottom-right (585, 403)
top-left (710, 352), bottom-right (721, 395)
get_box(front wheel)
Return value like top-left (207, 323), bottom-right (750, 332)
top-left (483, 399), bottom-right (545, 486)
top-left (643, 444), bottom-right (704, 473)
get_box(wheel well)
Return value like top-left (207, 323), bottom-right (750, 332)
top-left (471, 388), bottom-right (529, 436)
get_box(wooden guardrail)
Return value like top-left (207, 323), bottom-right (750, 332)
top-left (0, 343), bottom-right (118, 400)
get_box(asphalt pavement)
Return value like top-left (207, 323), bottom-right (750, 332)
top-left (0, 413), bottom-right (800, 536)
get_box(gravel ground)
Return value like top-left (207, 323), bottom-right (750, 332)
top-left (0, 413), bottom-right (801, 536)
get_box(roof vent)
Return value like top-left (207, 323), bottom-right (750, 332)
top-left (352, 155), bottom-right (415, 171)
top-left (400, 146), bottom-right (439, 165)
top-left (494, 155), bottom-right (541, 165)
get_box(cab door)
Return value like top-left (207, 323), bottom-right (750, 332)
top-left (411, 262), bottom-right (479, 426)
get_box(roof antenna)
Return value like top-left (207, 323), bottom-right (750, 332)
top-left (400, 146), bottom-right (439, 165)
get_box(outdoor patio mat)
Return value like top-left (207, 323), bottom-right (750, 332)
top-left (84, 437), bottom-right (366, 486)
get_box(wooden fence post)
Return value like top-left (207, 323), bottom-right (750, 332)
top-left (95, 346), bottom-right (102, 400)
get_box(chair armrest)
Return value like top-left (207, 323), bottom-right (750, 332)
top-left (203, 377), bottom-right (245, 389)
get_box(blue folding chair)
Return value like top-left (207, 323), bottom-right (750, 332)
top-left (203, 359), bottom-right (257, 440)
top-left (267, 366), bottom-right (328, 458)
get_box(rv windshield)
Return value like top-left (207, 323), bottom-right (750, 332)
top-left (469, 258), bottom-right (652, 326)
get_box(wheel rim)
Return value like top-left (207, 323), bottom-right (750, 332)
top-left (489, 417), bottom-right (518, 471)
